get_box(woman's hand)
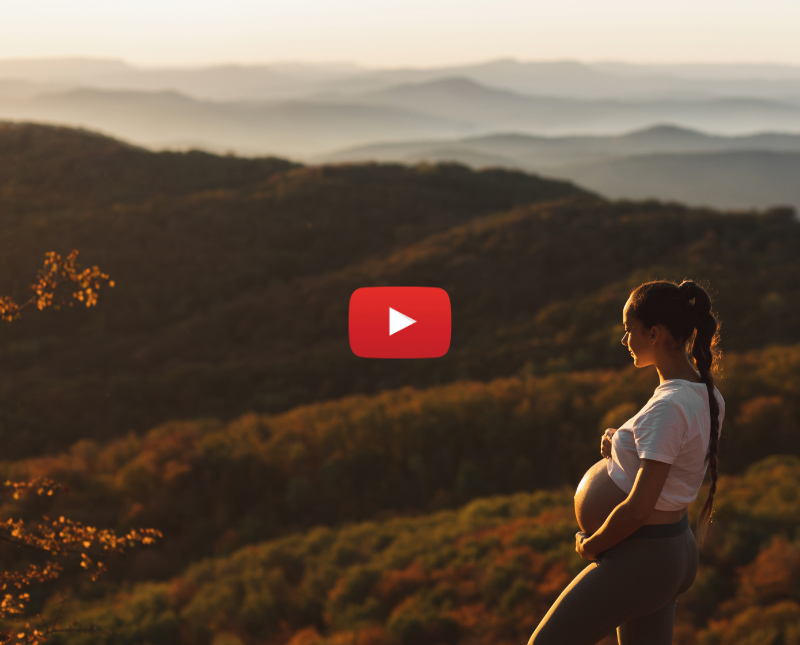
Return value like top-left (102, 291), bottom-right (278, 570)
top-left (601, 428), bottom-right (617, 459)
top-left (576, 531), bottom-right (599, 561)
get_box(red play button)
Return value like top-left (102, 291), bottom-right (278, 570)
top-left (349, 287), bottom-right (451, 358)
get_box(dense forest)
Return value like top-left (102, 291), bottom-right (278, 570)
top-left (8, 454), bottom-right (800, 645)
top-left (0, 121), bottom-right (798, 644)
top-left (1, 340), bottom-right (798, 581)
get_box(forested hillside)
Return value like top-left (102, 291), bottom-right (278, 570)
top-left (0, 122), bottom-right (587, 457)
top-left (1, 123), bottom-right (799, 460)
top-left (21, 455), bottom-right (800, 645)
top-left (1, 341), bottom-right (798, 583)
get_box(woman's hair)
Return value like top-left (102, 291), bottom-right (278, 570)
top-left (628, 279), bottom-right (721, 547)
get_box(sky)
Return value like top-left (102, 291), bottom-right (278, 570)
top-left (2, 0), bottom-right (800, 68)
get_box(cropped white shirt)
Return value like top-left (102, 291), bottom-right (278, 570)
top-left (607, 379), bottom-right (726, 511)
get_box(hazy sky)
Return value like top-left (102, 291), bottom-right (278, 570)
top-left (2, 0), bottom-right (800, 67)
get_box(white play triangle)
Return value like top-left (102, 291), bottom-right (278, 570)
top-left (389, 307), bottom-right (416, 336)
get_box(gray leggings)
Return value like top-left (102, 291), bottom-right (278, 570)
top-left (527, 514), bottom-right (698, 645)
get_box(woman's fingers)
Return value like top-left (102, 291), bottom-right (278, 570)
top-left (600, 429), bottom-right (615, 458)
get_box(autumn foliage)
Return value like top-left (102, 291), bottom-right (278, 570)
top-left (0, 250), bottom-right (113, 322)
top-left (0, 254), bottom-right (159, 644)
top-left (0, 480), bottom-right (161, 644)
top-left (17, 455), bottom-right (800, 645)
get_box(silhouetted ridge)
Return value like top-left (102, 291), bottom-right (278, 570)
top-left (0, 121), bottom-right (298, 207)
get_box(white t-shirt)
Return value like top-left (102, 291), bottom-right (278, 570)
top-left (607, 379), bottom-right (726, 511)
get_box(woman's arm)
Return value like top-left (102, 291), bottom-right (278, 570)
top-left (581, 458), bottom-right (673, 556)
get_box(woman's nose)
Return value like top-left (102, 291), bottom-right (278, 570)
top-left (621, 333), bottom-right (628, 346)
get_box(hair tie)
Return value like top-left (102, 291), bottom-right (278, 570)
top-left (678, 280), bottom-right (696, 302)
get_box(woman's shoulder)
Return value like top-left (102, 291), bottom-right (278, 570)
top-left (656, 380), bottom-right (725, 417)
top-left (636, 388), bottom-right (689, 424)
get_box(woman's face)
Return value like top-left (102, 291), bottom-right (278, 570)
top-left (621, 298), bottom-right (654, 367)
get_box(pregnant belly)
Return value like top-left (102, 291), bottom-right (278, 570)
top-left (574, 458), bottom-right (629, 535)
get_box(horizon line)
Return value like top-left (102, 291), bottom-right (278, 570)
top-left (3, 55), bottom-right (800, 71)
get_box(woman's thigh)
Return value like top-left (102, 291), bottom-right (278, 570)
top-left (616, 529), bottom-right (700, 645)
top-left (527, 533), bottom-right (691, 645)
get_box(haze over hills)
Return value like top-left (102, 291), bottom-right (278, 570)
top-left (323, 125), bottom-right (800, 167)
top-left (346, 77), bottom-right (800, 135)
top-left (330, 60), bottom-right (800, 103)
top-left (0, 58), bottom-right (363, 101)
top-left (4, 57), bottom-right (800, 102)
top-left (0, 88), bottom-right (477, 157)
top-left (3, 58), bottom-right (800, 160)
top-left (564, 150), bottom-right (800, 211)
top-left (323, 125), bottom-right (800, 211)
top-left (2, 79), bottom-right (800, 157)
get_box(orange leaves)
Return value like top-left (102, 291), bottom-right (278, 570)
top-left (0, 252), bottom-right (122, 644)
top-left (373, 561), bottom-right (429, 611)
top-left (4, 480), bottom-right (63, 500)
top-left (0, 249), bottom-right (113, 322)
top-left (0, 479), bottom-right (162, 643)
top-left (736, 534), bottom-right (800, 605)
top-left (0, 562), bottom-right (64, 642)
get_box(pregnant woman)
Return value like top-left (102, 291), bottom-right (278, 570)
top-left (527, 279), bottom-right (725, 645)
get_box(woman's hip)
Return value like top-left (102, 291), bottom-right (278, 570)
top-left (598, 516), bottom-right (698, 594)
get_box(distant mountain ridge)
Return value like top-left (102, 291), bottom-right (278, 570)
top-left (322, 124), bottom-right (800, 211)
top-left (0, 87), bottom-right (476, 156)
top-left (0, 121), bottom-right (298, 207)
top-left (3, 76), bottom-right (800, 157)
top-left (346, 76), bottom-right (800, 135)
top-left (564, 150), bottom-right (800, 211)
top-left (3, 57), bottom-right (800, 102)
top-left (323, 124), bottom-right (800, 166)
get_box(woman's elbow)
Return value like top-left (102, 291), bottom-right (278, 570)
top-left (624, 499), bottom-right (652, 524)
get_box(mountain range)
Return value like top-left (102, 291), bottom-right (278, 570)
top-left (3, 59), bottom-right (800, 159)
top-left (322, 124), bottom-right (800, 211)
top-left (3, 57), bottom-right (800, 216)
top-left (4, 57), bottom-right (800, 102)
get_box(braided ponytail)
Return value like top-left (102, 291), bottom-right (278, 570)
top-left (628, 279), bottom-right (722, 547)
top-left (677, 280), bottom-right (721, 547)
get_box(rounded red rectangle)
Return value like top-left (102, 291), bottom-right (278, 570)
top-left (349, 287), bottom-right (451, 358)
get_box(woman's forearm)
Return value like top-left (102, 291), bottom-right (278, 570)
top-left (583, 501), bottom-right (645, 555)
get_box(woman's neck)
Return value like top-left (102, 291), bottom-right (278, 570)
top-left (656, 355), bottom-right (702, 384)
